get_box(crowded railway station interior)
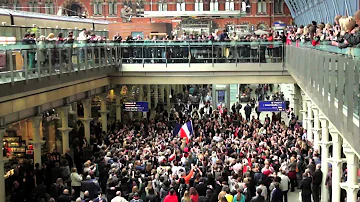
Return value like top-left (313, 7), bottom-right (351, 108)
top-left (0, 0), bottom-right (359, 202)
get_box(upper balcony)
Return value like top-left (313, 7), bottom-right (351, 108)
top-left (0, 41), bottom-right (288, 88)
top-left (285, 44), bottom-right (360, 155)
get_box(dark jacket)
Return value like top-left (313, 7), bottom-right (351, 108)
top-left (270, 188), bottom-right (283, 202)
top-left (57, 194), bottom-right (75, 202)
top-left (81, 179), bottom-right (101, 199)
top-left (312, 169), bottom-right (323, 186)
top-left (343, 32), bottom-right (360, 46)
top-left (300, 177), bottom-right (312, 196)
top-left (250, 195), bottom-right (265, 202)
top-left (195, 183), bottom-right (207, 196)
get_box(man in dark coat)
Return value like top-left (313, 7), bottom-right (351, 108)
top-left (300, 173), bottom-right (312, 202)
top-left (244, 103), bottom-right (252, 121)
top-left (57, 189), bottom-right (76, 202)
top-left (312, 164), bottom-right (323, 202)
top-left (81, 175), bottom-right (101, 200)
top-left (250, 188), bottom-right (265, 202)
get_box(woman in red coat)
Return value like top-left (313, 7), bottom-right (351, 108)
top-left (164, 188), bottom-right (178, 202)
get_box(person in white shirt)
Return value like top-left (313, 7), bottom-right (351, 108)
top-left (256, 181), bottom-right (268, 200)
top-left (279, 170), bottom-right (290, 202)
top-left (111, 191), bottom-right (128, 202)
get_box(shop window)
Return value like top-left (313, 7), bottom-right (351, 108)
top-left (195, 0), bottom-right (203, 11)
top-left (13, 0), bottom-right (20, 10)
top-left (258, 23), bottom-right (267, 30)
top-left (257, 0), bottom-right (266, 13)
top-left (93, 0), bottom-right (103, 15)
top-left (210, 0), bottom-right (218, 11)
top-left (225, 0), bottom-right (234, 11)
top-left (45, 1), bottom-right (55, 14)
top-left (158, 0), bottom-right (167, 11)
top-left (108, 1), bottom-right (118, 15)
top-left (176, 0), bottom-right (185, 11)
top-left (29, 0), bottom-right (39, 12)
top-left (274, 0), bottom-right (283, 13)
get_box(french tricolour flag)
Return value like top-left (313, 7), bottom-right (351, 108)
top-left (173, 121), bottom-right (193, 143)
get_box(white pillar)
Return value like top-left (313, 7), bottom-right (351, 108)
top-left (301, 93), bottom-right (307, 129)
top-left (98, 94), bottom-right (109, 133)
top-left (329, 127), bottom-right (343, 202)
top-left (160, 85), bottom-right (165, 103)
top-left (30, 116), bottom-right (44, 166)
top-left (319, 115), bottom-right (330, 202)
top-left (340, 143), bottom-right (360, 202)
top-left (307, 99), bottom-right (313, 141)
top-left (167, 85), bottom-right (171, 111)
top-left (80, 99), bottom-right (93, 143)
top-left (57, 106), bottom-right (72, 154)
top-left (147, 85), bottom-right (151, 110)
top-left (154, 84), bottom-right (158, 108)
top-left (312, 106), bottom-right (320, 151)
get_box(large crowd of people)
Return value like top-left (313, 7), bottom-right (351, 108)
top-left (6, 84), bottom-right (334, 202)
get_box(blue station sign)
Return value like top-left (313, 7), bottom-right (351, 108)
top-left (123, 102), bottom-right (149, 112)
top-left (258, 101), bottom-right (286, 112)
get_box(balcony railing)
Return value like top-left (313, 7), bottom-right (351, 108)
top-left (286, 45), bottom-right (360, 154)
top-left (0, 41), bottom-right (285, 84)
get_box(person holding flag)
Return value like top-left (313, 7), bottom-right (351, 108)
top-left (173, 120), bottom-right (194, 143)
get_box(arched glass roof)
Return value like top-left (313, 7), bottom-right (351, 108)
top-left (284, 0), bottom-right (359, 25)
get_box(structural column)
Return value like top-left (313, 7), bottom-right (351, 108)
top-left (306, 99), bottom-right (314, 141)
top-left (154, 84), bottom-right (158, 108)
top-left (98, 94), bottom-right (109, 133)
top-left (115, 91), bottom-right (122, 122)
top-left (167, 85), bottom-right (171, 111)
top-left (147, 85), bottom-right (152, 110)
top-left (312, 106), bottom-right (320, 151)
top-left (160, 85), bottom-right (165, 103)
top-left (0, 128), bottom-right (8, 202)
top-left (340, 143), bottom-right (360, 202)
top-left (57, 106), bottom-right (73, 154)
top-left (301, 93), bottom-right (307, 129)
top-left (329, 127), bottom-right (343, 202)
top-left (29, 116), bottom-right (45, 167)
top-left (319, 115), bottom-right (330, 202)
top-left (139, 85), bottom-right (144, 101)
top-left (80, 99), bottom-right (93, 143)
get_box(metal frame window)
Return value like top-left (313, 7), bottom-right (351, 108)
top-left (29, 0), bottom-right (38, 12)
top-left (0, 0), bottom-right (8, 8)
top-left (108, 1), bottom-right (118, 15)
top-left (257, 0), bottom-right (266, 13)
top-left (45, 1), bottom-right (54, 14)
top-left (274, 0), bottom-right (283, 13)
top-left (210, 0), bottom-right (218, 11)
top-left (241, 0), bottom-right (250, 13)
top-left (158, 0), bottom-right (167, 11)
top-left (176, 0), bottom-right (185, 11)
top-left (93, 0), bottom-right (103, 15)
top-left (225, 0), bottom-right (234, 11)
top-left (136, 0), bottom-right (144, 15)
top-left (13, 0), bottom-right (20, 10)
top-left (195, 0), bottom-right (203, 11)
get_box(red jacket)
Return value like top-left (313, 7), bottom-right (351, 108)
top-left (164, 194), bottom-right (179, 202)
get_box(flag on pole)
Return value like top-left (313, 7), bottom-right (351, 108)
top-left (173, 121), bottom-right (193, 143)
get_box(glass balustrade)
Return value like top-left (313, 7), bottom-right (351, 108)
top-left (0, 41), bottom-right (285, 84)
